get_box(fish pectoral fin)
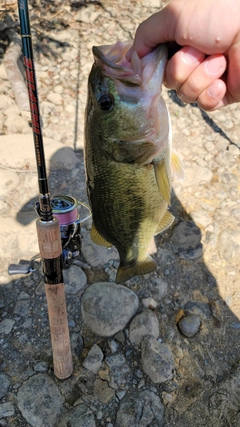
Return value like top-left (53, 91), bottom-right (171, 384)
top-left (116, 256), bottom-right (157, 283)
top-left (90, 223), bottom-right (112, 247)
top-left (171, 150), bottom-right (185, 181)
top-left (154, 160), bottom-right (171, 204)
top-left (155, 211), bottom-right (175, 235)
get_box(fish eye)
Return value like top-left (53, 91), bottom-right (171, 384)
top-left (98, 93), bottom-right (114, 111)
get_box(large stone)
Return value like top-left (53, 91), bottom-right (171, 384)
top-left (81, 282), bottom-right (139, 336)
top-left (17, 373), bottom-right (64, 427)
top-left (141, 336), bottom-right (175, 383)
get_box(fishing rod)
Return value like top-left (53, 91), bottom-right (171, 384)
top-left (17, 0), bottom-right (73, 380)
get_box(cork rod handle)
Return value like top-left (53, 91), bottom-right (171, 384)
top-left (37, 218), bottom-right (73, 380)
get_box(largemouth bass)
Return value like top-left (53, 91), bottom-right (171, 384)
top-left (84, 41), bottom-right (183, 283)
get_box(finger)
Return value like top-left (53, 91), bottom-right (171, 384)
top-left (164, 46), bottom-right (206, 89)
top-left (126, 8), bottom-right (178, 60)
top-left (197, 79), bottom-right (228, 111)
top-left (177, 54), bottom-right (227, 103)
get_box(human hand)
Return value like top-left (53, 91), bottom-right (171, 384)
top-left (127, 0), bottom-right (240, 111)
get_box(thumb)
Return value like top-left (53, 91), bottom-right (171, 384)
top-left (126, 6), bottom-right (178, 60)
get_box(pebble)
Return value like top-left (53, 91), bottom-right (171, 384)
top-left (0, 319), bottom-right (15, 334)
top-left (63, 265), bottom-right (87, 294)
top-left (178, 314), bottom-right (201, 337)
top-left (129, 309), bottom-right (159, 346)
top-left (115, 390), bottom-right (164, 427)
top-left (81, 282), bottom-right (139, 336)
top-left (0, 402), bottom-right (15, 420)
top-left (184, 301), bottom-right (211, 319)
top-left (58, 404), bottom-right (96, 427)
top-left (141, 336), bottom-right (175, 383)
top-left (148, 277), bottom-right (168, 300)
top-left (0, 374), bottom-right (10, 400)
top-left (105, 353), bottom-right (130, 389)
top-left (83, 344), bottom-right (104, 374)
top-left (142, 297), bottom-right (157, 309)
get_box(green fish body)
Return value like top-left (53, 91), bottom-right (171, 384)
top-left (84, 41), bottom-right (183, 283)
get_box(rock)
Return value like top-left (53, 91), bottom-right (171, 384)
top-left (105, 353), bottom-right (131, 389)
top-left (46, 92), bottom-right (63, 105)
top-left (190, 210), bottom-right (212, 229)
top-left (81, 282), bottom-right (139, 337)
top-left (0, 319), bottom-right (15, 334)
top-left (178, 314), bottom-right (201, 337)
top-left (141, 336), bottom-right (175, 383)
top-left (58, 404), bottom-right (96, 427)
top-left (63, 265), bottom-right (87, 294)
top-left (93, 378), bottom-right (115, 403)
top-left (76, 4), bottom-right (100, 23)
top-left (4, 114), bottom-right (30, 134)
top-left (81, 232), bottom-right (119, 268)
top-left (83, 344), bottom-right (103, 374)
top-left (50, 147), bottom-right (80, 170)
top-left (14, 300), bottom-right (29, 317)
top-left (0, 402), bottom-right (15, 420)
top-left (0, 134), bottom-right (64, 170)
top-left (171, 221), bottom-right (203, 260)
top-left (184, 301), bottom-right (211, 319)
top-left (0, 94), bottom-right (15, 110)
top-left (156, 248), bottom-right (176, 265)
top-left (129, 309), bottom-right (159, 346)
top-left (142, 297), bottom-right (157, 309)
top-left (219, 229), bottom-right (240, 262)
top-left (116, 390), bottom-right (164, 427)
top-left (181, 165), bottom-right (213, 187)
top-left (71, 332), bottom-right (84, 358)
top-left (0, 169), bottom-right (20, 196)
top-left (148, 278), bottom-right (168, 300)
top-left (17, 373), bottom-right (64, 427)
top-left (0, 374), bottom-right (11, 400)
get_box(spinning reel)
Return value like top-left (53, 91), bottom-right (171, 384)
top-left (8, 195), bottom-right (91, 275)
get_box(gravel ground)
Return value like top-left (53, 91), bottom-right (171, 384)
top-left (0, 1), bottom-right (240, 426)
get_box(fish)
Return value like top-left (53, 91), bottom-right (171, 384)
top-left (84, 40), bottom-right (184, 283)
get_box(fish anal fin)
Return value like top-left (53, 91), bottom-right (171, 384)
top-left (116, 256), bottom-right (157, 283)
top-left (171, 150), bottom-right (185, 181)
top-left (90, 223), bottom-right (112, 247)
top-left (154, 160), bottom-right (171, 204)
top-left (155, 211), bottom-right (175, 235)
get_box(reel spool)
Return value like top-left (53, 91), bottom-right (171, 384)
top-left (51, 195), bottom-right (91, 268)
top-left (8, 195), bottom-right (91, 275)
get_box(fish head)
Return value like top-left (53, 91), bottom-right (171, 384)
top-left (87, 41), bottom-right (170, 163)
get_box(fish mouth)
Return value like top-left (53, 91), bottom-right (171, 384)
top-left (92, 40), bottom-right (168, 91)
top-left (93, 41), bottom-right (142, 86)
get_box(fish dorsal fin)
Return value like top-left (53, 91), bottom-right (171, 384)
top-left (90, 223), bottom-right (112, 247)
top-left (155, 211), bottom-right (175, 235)
top-left (154, 160), bottom-right (171, 204)
top-left (171, 150), bottom-right (185, 181)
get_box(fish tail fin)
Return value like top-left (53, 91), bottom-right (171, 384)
top-left (116, 256), bottom-right (157, 284)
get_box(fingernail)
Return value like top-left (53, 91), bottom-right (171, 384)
top-left (182, 46), bottom-right (204, 65)
top-left (207, 81), bottom-right (222, 99)
top-left (205, 56), bottom-right (225, 75)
